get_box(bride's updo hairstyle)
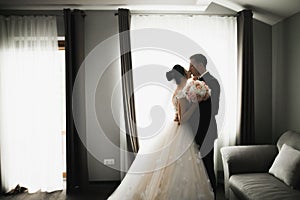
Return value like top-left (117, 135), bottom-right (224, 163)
top-left (166, 64), bottom-right (186, 85)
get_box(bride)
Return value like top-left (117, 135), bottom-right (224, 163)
top-left (107, 65), bottom-right (214, 200)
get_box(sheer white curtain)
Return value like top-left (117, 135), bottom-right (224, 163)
top-left (0, 16), bottom-right (63, 193)
top-left (131, 14), bottom-right (237, 172)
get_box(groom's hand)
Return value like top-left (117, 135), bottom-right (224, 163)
top-left (186, 70), bottom-right (192, 79)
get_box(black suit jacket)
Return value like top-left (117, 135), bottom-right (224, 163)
top-left (191, 72), bottom-right (220, 148)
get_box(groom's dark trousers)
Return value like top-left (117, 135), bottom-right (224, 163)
top-left (195, 73), bottom-right (220, 195)
top-left (195, 112), bottom-right (217, 194)
top-left (189, 97), bottom-right (217, 194)
top-left (203, 148), bottom-right (216, 194)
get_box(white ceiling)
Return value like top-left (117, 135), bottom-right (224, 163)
top-left (213, 0), bottom-right (300, 25)
top-left (0, 0), bottom-right (300, 25)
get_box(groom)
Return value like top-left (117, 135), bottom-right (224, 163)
top-left (188, 54), bottom-right (220, 195)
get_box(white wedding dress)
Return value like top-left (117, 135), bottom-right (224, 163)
top-left (108, 90), bottom-right (214, 200)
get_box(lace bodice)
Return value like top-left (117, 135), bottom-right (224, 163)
top-left (172, 90), bottom-right (186, 112)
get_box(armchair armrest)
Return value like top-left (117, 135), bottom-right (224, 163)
top-left (220, 145), bottom-right (278, 199)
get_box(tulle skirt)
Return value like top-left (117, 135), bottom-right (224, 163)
top-left (108, 122), bottom-right (214, 200)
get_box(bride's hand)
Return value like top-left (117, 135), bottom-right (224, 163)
top-left (193, 75), bottom-right (199, 80)
top-left (174, 113), bottom-right (179, 122)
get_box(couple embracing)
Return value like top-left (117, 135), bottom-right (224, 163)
top-left (108, 54), bottom-right (220, 200)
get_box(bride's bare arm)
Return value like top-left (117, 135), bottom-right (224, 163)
top-left (178, 99), bottom-right (198, 123)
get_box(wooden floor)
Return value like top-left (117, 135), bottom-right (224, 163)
top-left (0, 188), bottom-right (117, 200)
top-left (0, 182), bottom-right (118, 200)
top-left (0, 190), bottom-right (111, 200)
top-left (0, 183), bottom-right (226, 200)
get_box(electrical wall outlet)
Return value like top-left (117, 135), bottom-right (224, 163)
top-left (104, 158), bottom-right (115, 165)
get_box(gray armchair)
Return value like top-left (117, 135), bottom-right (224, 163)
top-left (221, 131), bottom-right (300, 200)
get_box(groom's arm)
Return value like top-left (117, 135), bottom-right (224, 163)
top-left (208, 78), bottom-right (220, 116)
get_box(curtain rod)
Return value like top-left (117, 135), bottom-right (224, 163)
top-left (0, 14), bottom-right (63, 17)
top-left (131, 11), bottom-right (237, 17)
top-left (115, 12), bottom-right (237, 17)
top-left (0, 10), bottom-right (64, 17)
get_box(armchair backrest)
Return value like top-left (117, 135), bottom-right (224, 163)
top-left (277, 130), bottom-right (300, 151)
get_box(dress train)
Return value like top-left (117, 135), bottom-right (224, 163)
top-left (108, 122), bottom-right (214, 200)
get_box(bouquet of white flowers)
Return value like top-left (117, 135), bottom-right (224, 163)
top-left (183, 80), bottom-right (211, 103)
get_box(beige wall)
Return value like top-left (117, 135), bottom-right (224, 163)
top-left (272, 12), bottom-right (300, 142)
top-left (84, 10), bottom-right (122, 181)
top-left (253, 19), bottom-right (273, 144)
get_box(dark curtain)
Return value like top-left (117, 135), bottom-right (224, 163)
top-left (64, 9), bottom-right (88, 193)
top-left (236, 10), bottom-right (255, 145)
top-left (0, 156), bottom-right (1, 193)
top-left (118, 8), bottom-right (139, 153)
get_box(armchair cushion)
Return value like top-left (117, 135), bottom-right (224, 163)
top-left (269, 144), bottom-right (300, 189)
top-left (230, 173), bottom-right (300, 200)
